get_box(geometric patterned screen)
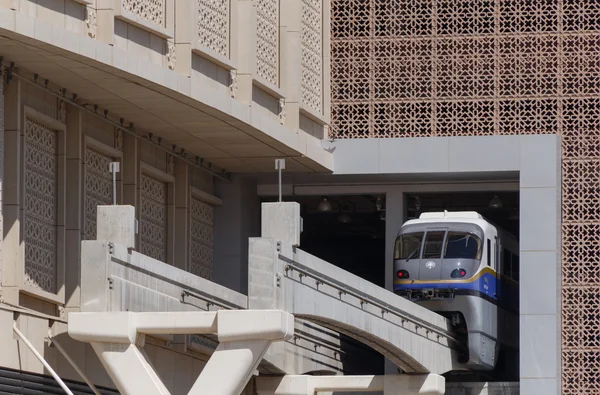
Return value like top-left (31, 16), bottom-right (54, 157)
top-left (197, 0), bottom-right (229, 58)
top-left (190, 197), bottom-right (214, 280)
top-left (256, 0), bottom-right (279, 86)
top-left (330, 1), bottom-right (600, 392)
top-left (84, 147), bottom-right (115, 241)
top-left (140, 173), bottom-right (168, 263)
top-left (23, 118), bottom-right (58, 294)
top-left (301, 0), bottom-right (323, 113)
top-left (122, 0), bottom-right (166, 27)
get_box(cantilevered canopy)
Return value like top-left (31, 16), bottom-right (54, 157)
top-left (0, 9), bottom-right (332, 174)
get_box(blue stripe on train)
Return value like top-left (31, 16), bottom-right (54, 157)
top-left (393, 272), bottom-right (519, 312)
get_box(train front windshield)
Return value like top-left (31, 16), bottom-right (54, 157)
top-left (394, 231), bottom-right (482, 261)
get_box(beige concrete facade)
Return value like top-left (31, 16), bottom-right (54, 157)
top-left (0, 0), bottom-right (333, 393)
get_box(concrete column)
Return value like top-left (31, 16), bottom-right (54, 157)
top-left (384, 187), bottom-right (404, 376)
top-left (69, 310), bottom-right (294, 395)
top-left (173, 158), bottom-right (189, 270)
top-left (166, 175), bottom-right (175, 266)
top-left (213, 176), bottom-right (260, 294)
top-left (64, 103), bottom-right (83, 310)
top-left (174, 0), bottom-right (193, 76)
top-left (122, 132), bottom-right (139, 248)
top-left (279, 0), bottom-right (302, 130)
top-left (95, 0), bottom-right (115, 46)
top-left (190, 339), bottom-right (270, 395)
top-left (518, 135), bottom-right (562, 394)
top-left (96, 205), bottom-right (137, 249)
top-left (0, 68), bottom-right (4, 299)
top-left (1, 77), bottom-right (23, 304)
top-left (384, 187), bottom-right (404, 292)
top-left (235, 0), bottom-right (257, 104)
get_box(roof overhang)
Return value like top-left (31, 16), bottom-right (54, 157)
top-left (0, 8), bottom-right (333, 174)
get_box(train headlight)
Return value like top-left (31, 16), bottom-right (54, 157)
top-left (451, 268), bottom-right (467, 278)
top-left (396, 270), bottom-right (409, 279)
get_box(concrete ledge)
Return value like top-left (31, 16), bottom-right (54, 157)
top-left (68, 310), bottom-right (294, 344)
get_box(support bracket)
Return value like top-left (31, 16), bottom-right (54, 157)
top-left (68, 310), bottom-right (294, 395)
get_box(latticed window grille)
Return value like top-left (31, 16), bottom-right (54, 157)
top-left (84, 148), bottom-right (115, 241)
top-left (256, 0), bottom-right (279, 86)
top-left (190, 197), bottom-right (214, 280)
top-left (24, 118), bottom-right (58, 294)
top-left (301, 0), bottom-right (323, 113)
top-left (330, 0), bottom-right (600, 392)
top-left (122, 0), bottom-right (166, 27)
top-left (197, 0), bottom-right (229, 58)
top-left (140, 173), bottom-right (168, 262)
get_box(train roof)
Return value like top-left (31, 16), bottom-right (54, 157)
top-left (401, 210), bottom-right (493, 230)
top-left (418, 211), bottom-right (482, 220)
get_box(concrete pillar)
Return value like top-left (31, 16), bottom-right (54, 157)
top-left (69, 310), bottom-right (294, 395)
top-left (174, 0), bottom-right (192, 76)
top-left (213, 176), bottom-right (260, 294)
top-left (122, 132), bottom-right (139, 248)
top-left (384, 187), bottom-right (405, 376)
top-left (64, 103), bottom-right (83, 310)
top-left (1, 77), bottom-right (23, 304)
top-left (0, 67), bottom-right (4, 300)
top-left (235, 0), bottom-right (257, 104)
top-left (173, 158), bottom-right (189, 271)
top-left (95, 0), bottom-right (115, 46)
top-left (96, 205), bottom-right (137, 249)
top-left (260, 202), bottom-right (302, 247)
top-left (279, 0), bottom-right (302, 131)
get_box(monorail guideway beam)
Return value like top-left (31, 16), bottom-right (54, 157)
top-left (68, 310), bottom-right (295, 395)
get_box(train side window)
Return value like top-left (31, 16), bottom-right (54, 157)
top-left (423, 231), bottom-right (445, 259)
top-left (512, 253), bottom-right (520, 281)
top-left (503, 248), bottom-right (511, 277)
top-left (494, 236), bottom-right (499, 271)
top-left (487, 239), bottom-right (491, 266)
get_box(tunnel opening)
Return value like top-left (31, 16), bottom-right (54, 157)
top-left (260, 189), bottom-right (520, 381)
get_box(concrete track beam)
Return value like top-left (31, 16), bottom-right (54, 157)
top-left (68, 310), bottom-right (294, 395)
top-left (255, 374), bottom-right (445, 395)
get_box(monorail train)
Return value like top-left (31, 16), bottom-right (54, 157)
top-left (393, 211), bottom-right (519, 372)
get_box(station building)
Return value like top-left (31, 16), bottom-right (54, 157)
top-left (0, 1), bottom-right (594, 395)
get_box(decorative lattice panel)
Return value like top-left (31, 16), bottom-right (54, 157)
top-left (330, 1), bottom-right (600, 392)
top-left (24, 118), bottom-right (57, 294)
top-left (84, 148), bottom-right (114, 241)
top-left (122, 0), bottom-right (165, 27)
top-left (256, 0), bottom-right (278, 86)
top-left (197, 0), bottom-right (229, 57)
top-left (140, 173), bottom-right (167, 262)
top-left (190, 197), bottom-right (214, 280)
top-left (301, 0), bottom-right (322, 113)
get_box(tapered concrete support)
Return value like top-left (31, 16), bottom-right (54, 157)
top-left (69, 310), bottom-right (294, 395)
top-left (190, 340), bottom-right (270, 394)
top-left (255, 374), bottom-right (445, 395)
top-left (90, 343), bottom-right (170, 395)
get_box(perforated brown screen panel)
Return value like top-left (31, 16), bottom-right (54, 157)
top-left (330, 1), bottom-right (600, 393)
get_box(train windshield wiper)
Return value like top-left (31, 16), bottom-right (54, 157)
top-left (406, 249), bottom-right (418, 261)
